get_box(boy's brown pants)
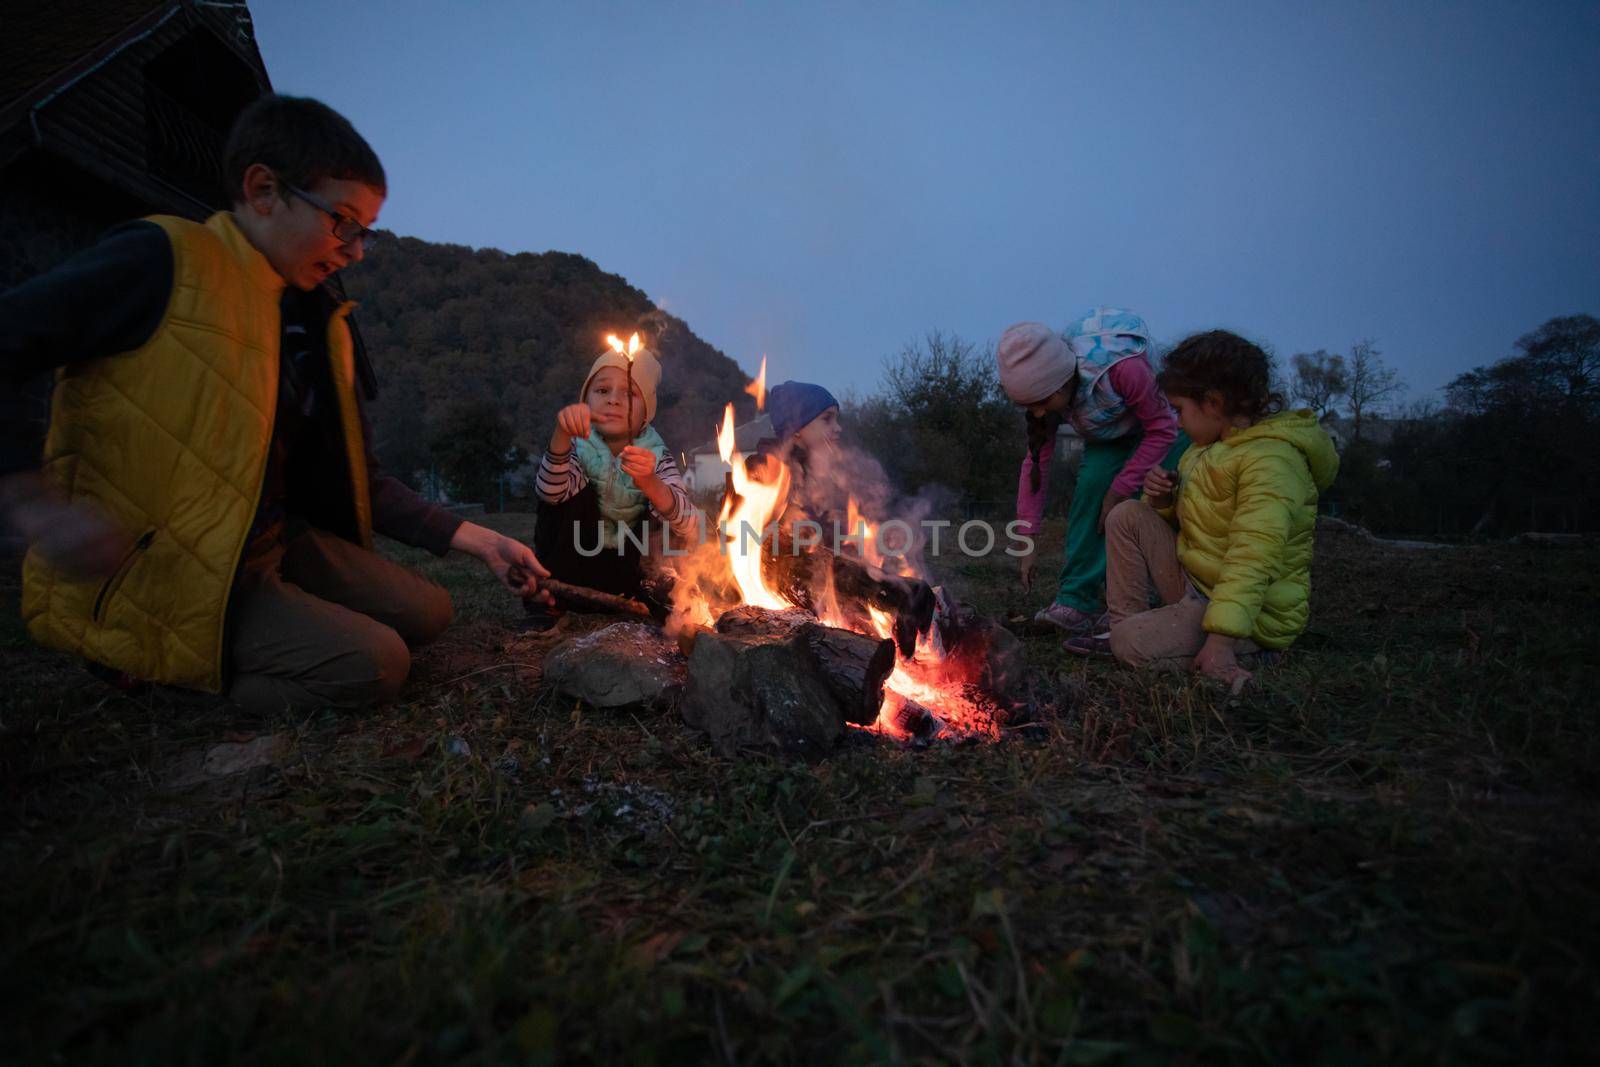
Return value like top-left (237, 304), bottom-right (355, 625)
top-left (1103, 500), bottom-right (1257, 670)
top-left (228, 526), bottom-right (452, 713)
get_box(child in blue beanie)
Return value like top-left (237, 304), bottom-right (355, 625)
top-left (750, 380), bottom-right (845, 532)
top-left (749, 381), bottom-right (935, 652)
top-left (768, 381), bottom-right (842, 448)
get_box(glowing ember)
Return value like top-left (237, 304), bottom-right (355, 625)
top-left (826, 593), bottom-right (999, 740)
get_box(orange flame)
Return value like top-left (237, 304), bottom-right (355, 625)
top-left (715, 402), bottom-right (790, 609)
top-left (743, 355), bottom-right (767, 409)
top-left (716, 403), bottom-right (736, 463)
top-left (847, 496), bottom-right (887, 570)
top-left (866, 605), bottom-right (894, 640)
top-left (668, 410), bottom-right (1000, 744)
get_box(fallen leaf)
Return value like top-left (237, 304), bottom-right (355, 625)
top-left (382, 736), bottom-right (431, 761)
top-left (521, 803), bottom-right (557, 832)
top-left (633, 930), bottom-right (686, 967)
top-left (971, 887), bottom-right (1007, 918)
top-left (1220, 806), bottom-right (1292, 828)
top-left (168, 735), bottom-right (289, 786)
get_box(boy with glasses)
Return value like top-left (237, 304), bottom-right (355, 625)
top-left (0, 94), bottom-right (550, 712)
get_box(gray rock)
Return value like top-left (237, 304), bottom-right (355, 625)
top-left (543, 622), bottom-right (687, 711)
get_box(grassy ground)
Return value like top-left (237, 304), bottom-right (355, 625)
top-left (2, 515), bottom-right (1597, 1065)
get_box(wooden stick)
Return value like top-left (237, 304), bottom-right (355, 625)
top-left (541, 578), bottom-right (653, 619)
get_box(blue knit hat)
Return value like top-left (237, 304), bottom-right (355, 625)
top-left (767, 381), bottom-right (839, 441)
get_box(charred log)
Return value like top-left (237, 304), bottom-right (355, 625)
top-left (681, 627), bottom-right (844, 757)
top-left (929, 588), bottom-right (1025, 703)
top-left (762, 545), bottom-right (935, 656)
top-left (713, 606), bottom-right (894, 726)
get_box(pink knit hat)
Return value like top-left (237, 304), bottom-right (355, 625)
top-left (996, 322), bottom-right (1074, 405)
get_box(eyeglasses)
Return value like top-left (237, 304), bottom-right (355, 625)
top-left (285, 183), bottom-right (380, 247)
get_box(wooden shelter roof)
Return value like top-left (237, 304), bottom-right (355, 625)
top-left (0, 0), bottom-right (273, 216)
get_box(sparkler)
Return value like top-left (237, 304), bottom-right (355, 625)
top-left (605, 331), bottom-right (644, 442)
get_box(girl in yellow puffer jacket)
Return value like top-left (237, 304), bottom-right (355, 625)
top-left (1064, 330), bottom-right (1339, 683)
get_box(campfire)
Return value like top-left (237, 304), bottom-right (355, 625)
top-left (660, 394), bottom-right (1023, 753)
top-left (538, 343), bottom-right (1026, 756)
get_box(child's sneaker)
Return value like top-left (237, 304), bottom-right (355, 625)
top-left (1062, 632), bottom-right (1114, 657)
top-left (1033, 603), bottom-right (1106, 634)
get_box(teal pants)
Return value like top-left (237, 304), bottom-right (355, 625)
top-left (1055, 430), bottom-right (1191, 612)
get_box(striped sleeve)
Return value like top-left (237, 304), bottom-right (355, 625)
top-left (536, 448), bottom-right (586, 504)
top-left (650, 452), bottom-right (703, 540)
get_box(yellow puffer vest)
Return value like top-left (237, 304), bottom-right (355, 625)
top-left (1172, 410), bottom-right (1340, 649)
top-left (21, 212), bottom-right (371, 693)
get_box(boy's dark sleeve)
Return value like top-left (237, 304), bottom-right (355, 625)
top-left (0, 222), bottom-right (173, 473)
top-left (356, 398), bottom-right (464, 556)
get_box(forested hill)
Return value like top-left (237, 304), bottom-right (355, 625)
top-left (340, 234), bottom-right (759, 480)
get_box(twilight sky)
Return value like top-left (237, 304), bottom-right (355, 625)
top-left (253, 0), bottom-right (1600, 402)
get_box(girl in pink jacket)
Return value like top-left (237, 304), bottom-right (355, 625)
top-left (1000, 308), bottom-right (1188, 634)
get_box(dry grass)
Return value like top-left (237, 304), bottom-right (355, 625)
top-left (2, 516), bottom-right (1597, 1064)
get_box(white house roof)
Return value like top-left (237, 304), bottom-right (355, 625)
top-left (686, 413), bottom-right (773, 457)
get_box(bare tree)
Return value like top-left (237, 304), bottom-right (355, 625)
top-left (1345, 340), bottom-right (1405, 443)
top-left (1288, 350), bottom-right (1349, 418)
top-left (852, 330), bottom-right (1017, 501)
top-left (1514, 314), bottom-right (1600, 411)
top-left (1393, 397), bottom-right (1440, 423)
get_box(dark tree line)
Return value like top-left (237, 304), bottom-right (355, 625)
top-left (1325, 315), bottom-right (1599, 536)
top-left (848, 315), bottom-right (1600, 539)
top-left (844, 331), bottom-right (1027, 513)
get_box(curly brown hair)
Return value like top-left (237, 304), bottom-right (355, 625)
top-left (1157, 330), bottom-right (1283, 421)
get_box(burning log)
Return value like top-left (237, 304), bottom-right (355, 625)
top-left (682, 605), bottom-right (896, 756)
top-left (929, 588), bottom-right (1025, 704)
top-left (542, 578), bottom-right (654, 619)
top-left (714, 606), bottom-right (895, 726)
top-left (765, 545), bottom-right (935, 656)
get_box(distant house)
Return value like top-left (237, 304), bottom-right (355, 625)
top-left (1, 0), bottom-right (273, 289)
top-left (1319, 413), bottom-right (1397, 453)
top-left (682, 414), bottom-right (773, 492)
top-left (1053, 420), bottom-right (1084, 461)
